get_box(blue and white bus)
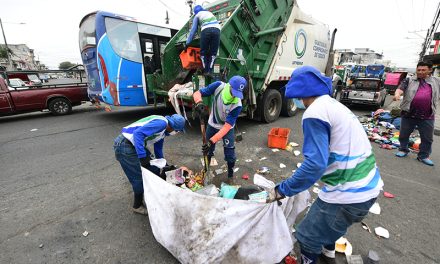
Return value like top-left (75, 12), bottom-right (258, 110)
top-left (78, 11), bottom-right (177, 106)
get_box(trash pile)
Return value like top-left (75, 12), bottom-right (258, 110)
top-left (358, 109), bottom-right (421, 152)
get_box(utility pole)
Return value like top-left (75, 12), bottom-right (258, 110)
top-left (0, 18), bottom-right (14, 70)
top-left (419, 2), bottom-right (440, 60)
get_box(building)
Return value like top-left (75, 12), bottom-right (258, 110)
top-left (334, 48), bottom-right (388, 66)
top-left (354, 48), bottom-right (384, 65)
top-left (0, 44), bottom-right (40, 70)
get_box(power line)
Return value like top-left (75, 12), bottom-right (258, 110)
top-left (419, 1), bottom-right (440, 60)
top-left (421, 0), bottom-right (426, 30)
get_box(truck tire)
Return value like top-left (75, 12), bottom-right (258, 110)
top-left (49, 98), bottom-right (72, 115)
top-left (280, 98), bottom-right (298, 117)
top-left (262, 89), bottom-right (282, 123)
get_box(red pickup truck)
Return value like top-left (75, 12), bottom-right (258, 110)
top-left (0, 76), bottom-right (89, 116)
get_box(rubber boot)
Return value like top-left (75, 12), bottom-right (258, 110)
top-left (227, 161), bottom-right (235, 178)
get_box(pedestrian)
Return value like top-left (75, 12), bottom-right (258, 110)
top-left (185, 5), bottom-right (221, 74)
top-left (394, 61), bottom-right (440, 166)
top-left (193, 76), bottom-right (247, 180)
top-left (267, 66), bottom-right (383, 264)
top-left (113, 114), bottom-right (185, 215)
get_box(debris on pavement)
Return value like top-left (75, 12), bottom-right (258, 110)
top-left (361, 221), bottom-right (372, 233)
top-left (369, 202), bottom-right (381, 215)
top-left (271, 148), bottom-right (280, 152)
top-left (245, 159), bottom-right (253, 163)
top-left (313, 183), bottom-right (319, 187)
top-left (346, 255), bottom-right (364, 264)
top-left (293, 150), bottom-right (301, 156)
top-left (335, 237), bottom-right (353, 256)
top-left (242, 173), bottom-right (249, 180)
top-left (233, 167), bottom-right (239, 173)
top-left (259, 157), bottom-right (267, 161)
top-left (367, 250), bottom-right (380, 263)
top-left (312, 187), bottom-right (320, 194)
top-left (39, 244), bottom-right (44, 248)
top-left (82, 231), bottom-right (89, 237)
top-left (296, 163), bottom-right (302, 168)
top-left (257, 166), bottom-right (270, 174)
top-left (289, 142), bottom-right (300, 147)
top-left (201, 157), bottom-right (218, 166)
top-left (280, 163), bottom-right (286, 168)
top-left (30, 128), bottom-right (38, 132)
top-left (215, 168), bottom-right (225, 175)
top-left (383, 191), bottom-right (395, 198)
top-left (374, 226), bottom-right (390, 238)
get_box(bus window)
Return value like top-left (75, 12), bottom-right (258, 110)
top-left (145, 40), bottom-right (154, 53)
top-left (105, 17), bottom-right (142, 63)
top-left (79, 14), bottom-right (96, 51)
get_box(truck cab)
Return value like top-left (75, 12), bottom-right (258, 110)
top-left (340, 78), bottom-right (387, 109)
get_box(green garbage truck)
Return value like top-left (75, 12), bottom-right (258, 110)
top-left (148, 0), bottom-right (336, 122)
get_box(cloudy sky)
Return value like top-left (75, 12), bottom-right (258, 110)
top-left (1, 0), bottom-right (438, 69)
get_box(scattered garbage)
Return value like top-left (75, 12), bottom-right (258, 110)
top-left (201, 157), bottom-right (218, 166)
top-left (293, 150), bottom-right (301, 156)
top-left (245, 159), bottom-right (253, 163)
top-left (257, 166), bottom-right (270, 174)
top-left (39, 244), bottom-right (44, 248)
top-left (165, 168), bottom-right (187, 185)
top-left (335, 237), bottom-right (353, 256)
top-left (285, 145), bottom-right (293, 152)
top-left (359, 110), bottom-right (421, 153)
top-left (313, 183), bottom-right (319, 187)
top-left (289, 142), bottom-right (300, 147)
top-left (242, 173), bottom-right (250, 180)
top-left (215, 168), bottom-right (225, 175)
top-left (361, 221), bottom-right (372, 233)
top-left (296, 163), bottom-right (302, 168)
top-left (312, 187), bottom-right (320, 194)
top-left (82, 231), bottom-right (89, 237)
top-left (369, 202), bottom-right (381, 215)
top-left (367, 250), bottom-right (380, 264)
top-left (383, 191), bottom-right (395, 198)
top-left (219, 183), bottom-right (240, 199)
top-left (195, 184), bottom-right (219, 197)
top-left (272, 148), bottom-right (280, 152)
top-left (30, 128), bottom-right (38, 132)
top-left (259, 157), bottom-right (267, 161)
top-left (280, 163), bottom-right (286, 168)
top-left (346, 255), bottom-right (364, 264)
top-left (284, 255), bottom-right (297, 264)
top-left (374, 226), bottom-right (390, 238)
top-left (233, 167), bottom-right (239, 173)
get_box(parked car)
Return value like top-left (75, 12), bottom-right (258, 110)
top-left (339, 78), bottom-right (387, 109)
top-left (0, 76), bottom-right (89, 116)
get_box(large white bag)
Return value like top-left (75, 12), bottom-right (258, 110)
top-left (142, 168), bottom-right (310, 264)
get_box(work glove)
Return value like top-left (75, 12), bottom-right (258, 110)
top-left (266, 186), bottom-right (285, 203)
top-left (139, 156), bottom-right (151, 169)
top-left (202, 140), bottom-right (213, 156)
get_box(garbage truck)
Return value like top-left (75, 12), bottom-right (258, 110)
top-left (147, 0), bottom-right (336, 122)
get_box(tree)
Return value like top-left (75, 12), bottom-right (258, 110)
top-left (0, 46), bottom-right (12, 59)
top-left (58, 61), bottom-right (75, 70)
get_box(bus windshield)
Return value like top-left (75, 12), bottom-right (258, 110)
top-left (105, 17), bottom-right (142, 63)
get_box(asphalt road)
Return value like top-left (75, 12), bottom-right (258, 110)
top-left (0, 98), bottom-right (439, 264)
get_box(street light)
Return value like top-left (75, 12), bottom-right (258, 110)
top-left (0, 18), bottom-right (26, 70)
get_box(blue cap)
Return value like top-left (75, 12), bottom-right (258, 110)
top-left (194, 5), bottom-right (204, 15)
top-left (165, 114), bottom-right (185, 132)
top-left (229, 76), bottom-right (247, 99)
top-left (284, 66), bottom-right (332, 99)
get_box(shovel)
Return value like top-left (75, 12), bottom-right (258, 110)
top-left (199, 116), bottom-right (211, 185)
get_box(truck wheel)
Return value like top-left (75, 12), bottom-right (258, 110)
top-left (262, 89), bottom-right (282, 123)
top-left (49, 98), bottom-right (72, 115)
top-left (280, 98), bottom-right (298, 117)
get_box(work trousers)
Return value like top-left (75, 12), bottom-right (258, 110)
top-left (398, 117), bottom-right (434, 159)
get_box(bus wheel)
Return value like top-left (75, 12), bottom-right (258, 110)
top-left (49, 98), bottom-right (72, 115)
top-left (262, 89), bottom-right (282, 123)
top-left (280, 98), bottom-right (298, 117)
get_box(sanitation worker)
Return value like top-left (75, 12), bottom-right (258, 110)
top-left (193, 76), bottom-right (247, 180)
top-left (186, 5), bottom-right (221, 74)
top-left (113, 114), bottom-right (185, 215)
top-left (267, 66), bottom-right (383, 264)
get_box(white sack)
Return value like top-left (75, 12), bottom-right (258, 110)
top-left (142, 168), bottom-right (310, 264)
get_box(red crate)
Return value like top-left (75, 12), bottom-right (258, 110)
top-left (179, 47), bottom-right (203, 70)
top-left (268, 127), bottom-right (290, 149)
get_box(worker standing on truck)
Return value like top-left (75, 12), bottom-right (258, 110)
top-left (267, 66), bottom-right (383, 264)
top-left (186, 5), bottom-right (221, 74)
top-left (193, 76), bottom-right (247, 180)
top-left (113, 114), bottom-right (185, 215)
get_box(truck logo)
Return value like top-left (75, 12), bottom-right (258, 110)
top-left (294, 29), bottom-right (307, 59)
